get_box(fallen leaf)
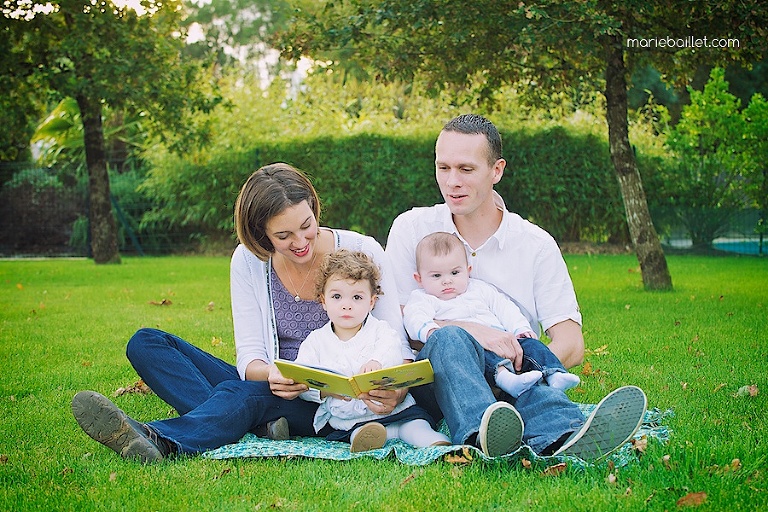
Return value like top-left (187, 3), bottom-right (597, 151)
top-left (521, 458), bottom-right (532, 469)
top-left (81, 360), bottom-right (92, 367)
top-left (581, 361), bottom-right (593, 376)
top-left (109, 472), bottom-right (117, 482)
top-left (400, 472), bottom-right (417, 487)
top-left (606, 473), bottom-right (617, 485)
top-left (712, 383), bottom-right (726, 393)
top-left (542, 462), bottom-right (567, 477)
top-left (585, 344), bottom-right (609, 356)
top-left (729, 458), bottom-right (742, 471)
top-left (624, 487), bottom-right (633, 496)
top-left (211, 336), bottom-right (223, 347)
top-left (207, 301), bottom-right (215, 311)
top-left (676, 491), bottom-right (706, 507)
top-left (214, 468), bottom-right (231, 480)
top-left (735, 384), bottom-right (758, 397)
top-left (625, 304), bottom-right (631, 310)
top-left (0, 455), bottom-right (8, 464)
top-left (60, 467), bottom-right (73, 476)
top-left (681, 382), bottom-right (688, 391)
top-left (148, 299), bottom-right (173, 306)
top-left (16, 283), bottom-right (23, 290)
top-left (114, 379), bottom-right (152, 396)
top-left (662, 454), bottom-right (672, 470)
top-left (445, 447), bottom-right (473, 464)
top-left (631, 436), bottom-right (648, 454)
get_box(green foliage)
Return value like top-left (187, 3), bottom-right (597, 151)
top-left (139, 75), bottom-right (676, 246)
top-left (662, 68), bottom-right (762, 247)
top-left (743, 93), bottom-right (768, 233)
top-left (182, 0), bottom-right (294, 75)
top-left (1, 255), bottom-right (767, 510)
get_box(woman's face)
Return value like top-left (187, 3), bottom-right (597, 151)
top-left (265, 200), bottom-right (319, 263)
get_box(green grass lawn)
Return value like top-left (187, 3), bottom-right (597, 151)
top-left (1, 254), bottom-right (766, 511)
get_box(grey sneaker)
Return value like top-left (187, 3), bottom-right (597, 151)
top-left (554, 385), bottom-right (647, 460)
top-left (265, 417), bottom-right (290, 441)
top-left (478, 402), bottom-right (524, 457)
top-left (350, 422), bottom-right (386, 453)
top-left (71, 390), bottom-right (170, 463)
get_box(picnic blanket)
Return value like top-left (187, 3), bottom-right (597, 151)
top-left (203, 405), bottom-right (673, 468)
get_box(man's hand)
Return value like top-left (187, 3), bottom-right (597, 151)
top-left (435, 320), bottom-right (525, 371)
top-left (267, 364), bottom-right (308, 400)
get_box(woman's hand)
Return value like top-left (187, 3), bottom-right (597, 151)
top-left (267, 364), bottom-right (308, 400)
top-left (359, 359), bottom-right (383, 374)
top-left (358, 387), bottom-right (407, 415)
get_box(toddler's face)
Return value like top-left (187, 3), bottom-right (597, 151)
top-left (321, 276), bottom-right (375, 331)
top-left (416, 249), bottom-right (470, 300)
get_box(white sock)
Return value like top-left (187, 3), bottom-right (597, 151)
top-left (495, 367), bottom-right (543, 398)
top-left (394, 419), bottom-right (451, 448)
top-left (547, 371), bottom-right (580, 391)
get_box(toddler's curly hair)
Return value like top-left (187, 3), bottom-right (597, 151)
top-left (314, 249), bottom-right (383, 300)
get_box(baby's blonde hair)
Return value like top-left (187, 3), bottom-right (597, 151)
top-left (314, 249), bottom-right (383, 300)
top-left (415, 232), bottom-right (467, 272)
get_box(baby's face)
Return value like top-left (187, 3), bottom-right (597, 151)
top-left (416, 249), bottom-right (471, 300)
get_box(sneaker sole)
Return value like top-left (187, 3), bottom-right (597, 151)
top-left (71, 390), bottom-right (163, 463)
top-left (350, 422), bottom-right (386, 452)
top-left (267, 417), bottom-right (290, 441)
top-left (479, 402), bottom-right (524, 457)
top-left (556, 385), bottom-right (647, 460)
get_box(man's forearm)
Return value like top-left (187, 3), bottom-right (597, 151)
top-left (545, 320), bottom-right (585, 369)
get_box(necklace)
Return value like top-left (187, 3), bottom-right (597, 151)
top-left (282, 248), bottom-right (318, 302)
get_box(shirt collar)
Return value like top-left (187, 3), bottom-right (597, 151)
top-left (439, 191), bottom-right (511, 250)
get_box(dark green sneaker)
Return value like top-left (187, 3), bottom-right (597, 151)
top-left (478, 402), bottom-right (524, 457)
top-left (554, 385), bottom-right (647, 460)
top-left (71, 390), bottom-right (171, 463)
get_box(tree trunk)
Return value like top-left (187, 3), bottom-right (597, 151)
top-left (77, 94), bottom-right (121, 264)
top-left (603, 35), bottom-right (671, 290)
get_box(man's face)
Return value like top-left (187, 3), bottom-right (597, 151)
top-left (435, 131), bottom-right (503, 218)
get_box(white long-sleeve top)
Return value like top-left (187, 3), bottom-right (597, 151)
top-left (294, 315), bottom-right (416, 432)
top-left (403, 278), bottom-right (535, 344)
top-left (386, 192), bottom-right (582, 336)
top-left (230, 228), bottom-right (412, 380)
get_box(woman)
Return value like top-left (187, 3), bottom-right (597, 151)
top-left (71, 163), bottom-right (413, 462)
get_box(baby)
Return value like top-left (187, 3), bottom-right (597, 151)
top-left (404, 232), bottom-right (580, 398)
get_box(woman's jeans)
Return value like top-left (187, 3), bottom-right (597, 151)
top-left (411, 326), bottom-right (586, 454)
top-left (125, 328), bottom-right (322, 455)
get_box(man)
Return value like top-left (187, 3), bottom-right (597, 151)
top-left (385, 114), bottom-right (646, 459)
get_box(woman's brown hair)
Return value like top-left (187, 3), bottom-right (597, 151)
top-left (234, 163), bottom-right (321, 261)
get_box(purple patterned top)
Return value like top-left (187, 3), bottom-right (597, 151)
top-left (270, 265), bottom-right (328, 361)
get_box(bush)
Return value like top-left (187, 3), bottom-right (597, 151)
top-left (0, 167), bottom-right (84, 255)
top-left (140, 127), bottom-right (641, 245)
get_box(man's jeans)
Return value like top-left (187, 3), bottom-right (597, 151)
top-left (484, 337), bottom-right (570, 379)
top-left (412, 326), bottom-right (586, 454)
top-left (126, 328), bottom-right (322, 454)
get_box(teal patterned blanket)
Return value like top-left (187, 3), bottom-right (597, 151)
top-left (203, 405), bottom-right (672, 468)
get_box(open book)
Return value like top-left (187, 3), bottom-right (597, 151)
top-left (274, 359), bottom-right (434, 398)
